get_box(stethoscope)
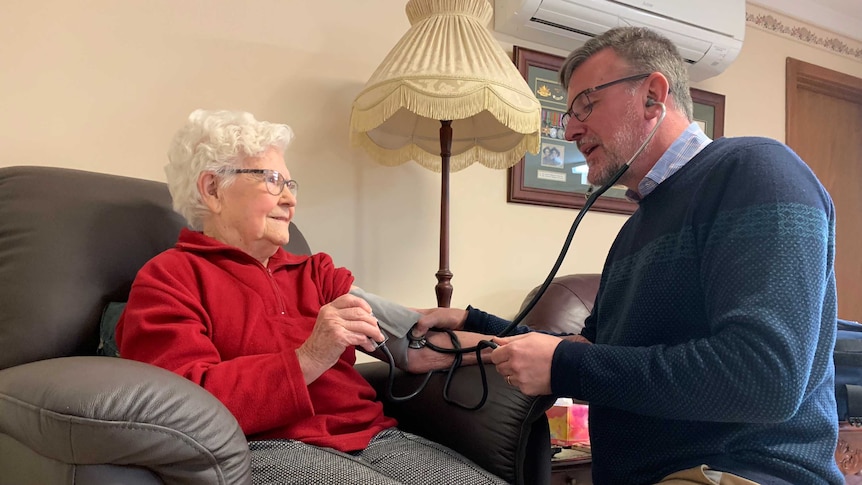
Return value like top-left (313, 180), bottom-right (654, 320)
top-left (380, 101), bottom-right (667, 409)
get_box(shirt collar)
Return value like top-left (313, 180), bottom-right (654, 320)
top-left (626, 122), bottom-right (712, 201)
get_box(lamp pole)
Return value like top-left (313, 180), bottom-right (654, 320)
top-left (435, 120), bottom-right (454, 308)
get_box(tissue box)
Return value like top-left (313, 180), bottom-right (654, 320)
top-left (546, 402), bottom-right (590, 446)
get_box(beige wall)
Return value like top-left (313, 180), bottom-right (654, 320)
top-left (2, 1), bottom-right (860, 318)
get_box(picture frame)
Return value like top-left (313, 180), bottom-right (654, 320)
top-left (507, 46), bottom-right (726, 214)
top-left (690, 87), bottom-right (725, 139)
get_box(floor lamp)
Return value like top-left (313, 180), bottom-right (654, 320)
top-left (349, 0), bottom-right (541, 307)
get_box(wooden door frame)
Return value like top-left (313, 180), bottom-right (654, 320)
top-left (786, 58), bottom-right (862, 144)
top-left (786, 58), bottom-right (862, 319)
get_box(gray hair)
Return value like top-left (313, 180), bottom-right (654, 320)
top-left (559, 27), bottom-right (693, 121)
top-left (165, 109), bottom-right (294, 229)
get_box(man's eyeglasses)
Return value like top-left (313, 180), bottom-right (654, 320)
top-left (561, 73), bottom-right (651, 127)
top-left (221, 169), bottom-right (298, 197)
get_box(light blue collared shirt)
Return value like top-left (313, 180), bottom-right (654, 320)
top-left (626, 122), bottom-right (713, 201)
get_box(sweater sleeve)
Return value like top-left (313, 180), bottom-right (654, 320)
top-left (464, 306), bottom-right (530, 336)
top-left (690, 142), bottom-right (835, 422)
top-left (580, 313), bottom-right (597, 343)
top-left (463, 305), bottom-right (575, 337)
top-left (557, 140), bottom-right (837, 423)
top-left (311, 252), bottom-right (354, 304)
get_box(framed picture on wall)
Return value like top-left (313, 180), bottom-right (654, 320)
top-left (507, 46), bottom-right (726, 214)
top-left (690, 87), bottom-right (725, 139)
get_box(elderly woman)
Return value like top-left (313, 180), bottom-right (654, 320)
top-left (115, 109), bottom-right (505, 485)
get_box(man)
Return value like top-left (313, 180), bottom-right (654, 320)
top-left (416, 27), bottom-right (842, 484)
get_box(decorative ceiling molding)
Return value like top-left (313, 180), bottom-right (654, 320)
top-left (747, 0), bottom-right (861, 43)
top-left (746, 4), bottom-right (862, 63)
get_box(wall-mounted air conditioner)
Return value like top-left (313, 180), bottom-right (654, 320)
top-left (494, 0), bottom-right (745, 81)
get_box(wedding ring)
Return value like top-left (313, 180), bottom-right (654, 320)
top-left (507, 375), bottom-right (512, 386)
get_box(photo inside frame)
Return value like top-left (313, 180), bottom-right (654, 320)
top-left (526, 67), bottom-right (627, 199)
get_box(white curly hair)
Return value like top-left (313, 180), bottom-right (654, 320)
top-left (165, 109), bottom-right (295, 230)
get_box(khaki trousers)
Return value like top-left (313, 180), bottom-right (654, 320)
top-left (658, 465), bottom-right (761, 485)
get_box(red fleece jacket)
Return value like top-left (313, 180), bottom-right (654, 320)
top-left (116, 229), bottom-right (396, 452)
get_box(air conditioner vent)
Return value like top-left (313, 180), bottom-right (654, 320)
top-left (495, 0), bottom-right (744, 81)
top-left (530, 17), bottom-right (598, 39)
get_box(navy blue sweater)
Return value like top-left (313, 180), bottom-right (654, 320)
top-left (466, 137), bottom-right (842, 484)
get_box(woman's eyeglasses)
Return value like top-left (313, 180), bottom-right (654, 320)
top-left (221, 169), bottom-right (298, 197)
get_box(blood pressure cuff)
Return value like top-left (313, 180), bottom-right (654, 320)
top-left (349, 288), bottom-right (422, 370)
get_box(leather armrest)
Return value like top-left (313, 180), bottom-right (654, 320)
top-left (0, 357), bottom-right (251, 485)
top-left (519, 274), bottom-right (600, 335)
top-left (357, 361), bottom-right (555, 485)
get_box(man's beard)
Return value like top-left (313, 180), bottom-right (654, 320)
top-left (586, 102), bottom-right (647, 188)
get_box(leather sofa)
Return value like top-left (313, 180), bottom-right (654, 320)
top-left (0, 166), bottom-right (576, 485)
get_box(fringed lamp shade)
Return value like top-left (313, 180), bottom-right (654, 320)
top-left (350, 0), bottom-right (542, 306)
top-left (350, 0), bottom-right (541, 172)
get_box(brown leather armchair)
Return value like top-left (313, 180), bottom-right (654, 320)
top-left (516, 274), bottom-right (600, 335)
top-left (0, 166), bottom-right (555, 485)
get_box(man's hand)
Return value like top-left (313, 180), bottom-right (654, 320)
top-left (490, 333), bottom-right (563, 396)
top-left (563, 334), bottom-right (592, 344)
top-left (413, 307), bottom-right (468, 335)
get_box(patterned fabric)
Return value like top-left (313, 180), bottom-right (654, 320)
top-left (563, 137), bottom-right (841, 484)
top-left (466, 137), bottom-right (843, 484)
top-left (249, 428), bottom-right (506, 485)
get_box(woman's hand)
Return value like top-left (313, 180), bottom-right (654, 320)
top-left (413, 307), bottom-right (468, 335)
top-left (296, 294), bottom-right (383, 384)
